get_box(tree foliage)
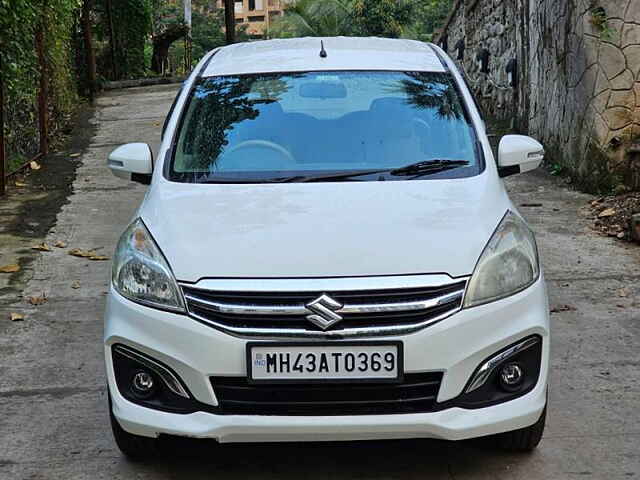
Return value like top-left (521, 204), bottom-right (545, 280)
top-left (352, 0), bottom-right (412, 38)
top-left (405, 0), bottom-right (454, 41)
top-left (186, 7), bottom-right (252, 63)
top-left (152, 23), bottom-right (189, 74)
top-left (269, 0), bottom-right (453, 40)
top-left (0, 0), bottom-right (456, 174)
top-left (269, 0), bottom-right (354, 38)
top-left (0, 0), bottom-right (79, 166)
top-left (155, 1), bottom-right (250, 76)
top-left (95, 0), bottom-right (153, 79)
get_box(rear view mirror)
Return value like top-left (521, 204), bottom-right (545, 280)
top-left (299, 82), bottom-right (347, 99)
top-left (108, 143), bottom-right (153, 185)
top-left (498, 135), bottom-right (544, 178)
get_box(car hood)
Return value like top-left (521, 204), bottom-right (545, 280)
top-left (140, 175), bottom-right (511, 282)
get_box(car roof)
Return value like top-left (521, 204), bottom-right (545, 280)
top-left (202, 37), bottom-right (446, 77)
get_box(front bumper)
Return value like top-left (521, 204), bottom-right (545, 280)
top-left (104, 276), bottom-right (550, 442)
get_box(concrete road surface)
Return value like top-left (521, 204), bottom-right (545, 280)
top-left (0, 85), bottom-right (639, 479)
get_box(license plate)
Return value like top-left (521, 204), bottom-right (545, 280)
top-left (247, 342), bottom-right (403, 383)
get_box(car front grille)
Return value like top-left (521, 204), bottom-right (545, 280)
top-left (181, 279), bottom-right (467, 337)
top-left (209, 372), bottom-right (443, 415)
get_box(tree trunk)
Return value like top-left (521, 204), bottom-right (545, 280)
top-left (81, 0), bottom-right (97, 102)
top-left (104, 0), bottom-right (118, 80)
top-left (224, 0), bottom-right (235, 45)
top-left (151, 24), bottom-right (189, 74)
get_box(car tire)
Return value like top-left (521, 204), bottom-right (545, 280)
top-left (496, 406), bottom-right (546, 452)
top-left (109, 394), bottom-right (158, 460)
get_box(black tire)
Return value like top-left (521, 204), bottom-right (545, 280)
top-left (496, 406), bottom-right (546, 452)
top-left (109, 395), bottom-right (158, 460)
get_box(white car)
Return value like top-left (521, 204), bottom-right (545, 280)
top-left (105, 37), bottom-right (549, 459)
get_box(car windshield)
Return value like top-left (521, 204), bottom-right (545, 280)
top-left (169, 71), bottom-right (481, 183)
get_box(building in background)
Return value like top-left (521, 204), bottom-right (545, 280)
top-left (216, 0), bottom-right (293, 37)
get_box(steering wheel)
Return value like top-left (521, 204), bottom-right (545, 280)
top-left (413, 118), bottom-right (431, 132)
top-left (221, 140), bottom-right (295, 166)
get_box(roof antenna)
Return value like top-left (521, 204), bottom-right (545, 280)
top-left (319, 40), bottom-right (328, 58)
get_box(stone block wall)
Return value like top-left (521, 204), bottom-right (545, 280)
top-left (437, 0), bottom-right (640, 193)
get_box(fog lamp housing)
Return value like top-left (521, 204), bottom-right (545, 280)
top-left (452, 335), bottom-right (542, 409)
top-left (111, 344), bottom-right (196, 413)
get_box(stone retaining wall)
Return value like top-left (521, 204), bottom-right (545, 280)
top-left (437, 0), bottom-right (640, 192)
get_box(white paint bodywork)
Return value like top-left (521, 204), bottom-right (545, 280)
top-left (105, 37), bottom-right (550, 443)
top-left (498, 134), bottom-right (545, 174)
top-left (141, 176), bottom-right (509, 280)
top-left (202, 37), bottom-right (446, 77)
top-left (107, 143), bottom-right (153, 181)
top-left (106, 275), bottom-right (549, 441)
top-left (139, 38), bottom-right (513, 281)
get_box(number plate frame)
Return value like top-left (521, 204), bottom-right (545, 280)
top-left (246, 341), bottom-right (404, 385)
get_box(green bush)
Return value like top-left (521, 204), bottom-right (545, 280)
top-left (0, 0), bottom-right (79, 168)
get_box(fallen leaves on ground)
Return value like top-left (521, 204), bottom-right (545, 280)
top-left (68, 248), bottom-right (109, 261)
top-left (28, 294), bottom-right (47, 306)
top-left (618, 288), bottom-right (629, 298)
top-left (71, 281), bottom-right (81, 289)
top-left (0, 264), bottom-right (21, 273)
top-left (550, 305), bottom-right (577, 314)
top-left (31, 243), bottom-right (52, 252)
top-left (10, 312), bottom-right (25, 321)
top-left (54, 240), bottom-right (67, 248)
top-left (29, 160), bottom-right (41, 171)
top-left (68, 248), bottom-right (95, 258)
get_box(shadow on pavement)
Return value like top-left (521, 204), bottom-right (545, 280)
top-left (125, 436), bottom-right (529, 478)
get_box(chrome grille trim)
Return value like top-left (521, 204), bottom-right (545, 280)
top-left (179, 276), bottom-right (469, 339)
top-left (185, 294), bottom-right (307, 315)
top-left (185, 308), bottom-right (461, 339)
top-left (181, 274), bottom-right (461, 293)
top-left (184, 290), bottom-right (464, 316)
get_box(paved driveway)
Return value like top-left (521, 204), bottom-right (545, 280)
top-left (0, 85), bottom-right (639, 479)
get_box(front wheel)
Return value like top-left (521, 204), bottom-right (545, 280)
top-left (109, 395), bottom-right (158, 460)
top-left (496, 406), bottom-right (546, 451)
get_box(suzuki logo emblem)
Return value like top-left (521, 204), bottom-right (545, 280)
top-left (305, 294), bottom-right (343, 330)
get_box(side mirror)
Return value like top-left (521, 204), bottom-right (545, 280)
top-left (497, 135), bottom-right (545, 178)
top-left (108, 143), bottom-right (153, 185)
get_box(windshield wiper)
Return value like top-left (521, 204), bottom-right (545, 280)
top-left (390, 159), bottom-right (470, 176)
top-left (198, 160), bottom-right (470, 184)
top-left (275, 169), bottom-right (390, 183)
top-left (279, 160), bottom-right (470, 182)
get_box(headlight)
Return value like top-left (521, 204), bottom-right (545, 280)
top-left (112, 218), bottom-right (185, 312)
top-left (464, 211), bottom-right (539, 308)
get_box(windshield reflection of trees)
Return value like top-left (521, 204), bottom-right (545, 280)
top-left (179, 72), bottom-right (465, 181)
top-left (387, 72), bottom-right (464, 120)
top-left (181, 74), bottom-right (293, 175)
